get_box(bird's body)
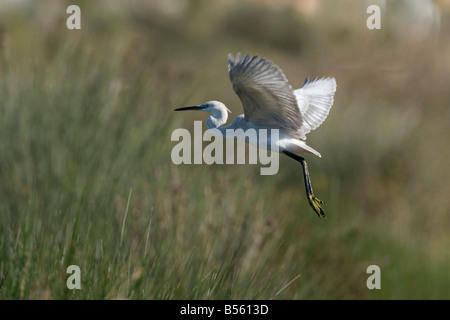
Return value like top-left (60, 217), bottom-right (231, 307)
top-left (175, 53), bottom-right (336, 218)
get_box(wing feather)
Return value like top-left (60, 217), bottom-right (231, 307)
top-left (228, 53), bottom-right (303, 138)
top-left (294, 77), bottom-right (336, 139)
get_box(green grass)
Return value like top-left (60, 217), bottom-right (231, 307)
top-left (0, 0), bottom-right (449, 299)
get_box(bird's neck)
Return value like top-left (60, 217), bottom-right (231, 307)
top-left (206, 110), bottom-right (228, 130)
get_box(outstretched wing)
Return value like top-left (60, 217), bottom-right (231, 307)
top-left (228, 53), bottom-right (303, 138)
top-left (294, 77), bottom-right (336, 139)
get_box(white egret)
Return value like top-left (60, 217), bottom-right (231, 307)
top-left (175, 53), bottom-right (336, 218)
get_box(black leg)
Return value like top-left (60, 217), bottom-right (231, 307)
top-left (283, 150), bottom-right (326, 218)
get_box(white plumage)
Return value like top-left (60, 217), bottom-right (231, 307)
top-left (295, 77), bottom-right (336, 139)
top-left (175, 53), bottom-right (337, 218)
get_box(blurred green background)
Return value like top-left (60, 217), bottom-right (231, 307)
top-left (0, 0), bottom-right (449, 299)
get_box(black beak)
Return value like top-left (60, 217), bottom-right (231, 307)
top-left (174, 106), bottom-right (205, 111)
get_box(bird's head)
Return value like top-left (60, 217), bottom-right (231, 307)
top-left (175, 101), bottom-right (232, 128)
top-left (174, 101), bottom-right (231, 115)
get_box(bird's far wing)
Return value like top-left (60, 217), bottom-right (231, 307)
top-left (228, 53), bottom-right (303, 138)
top-left (294, 77), bottom-right (336, 138)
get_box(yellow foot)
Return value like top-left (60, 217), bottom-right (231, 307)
top-left (308, 195), bottom-right (326, 218)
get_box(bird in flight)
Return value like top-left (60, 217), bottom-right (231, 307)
top-left (175, 53), bottom-right (336, 218)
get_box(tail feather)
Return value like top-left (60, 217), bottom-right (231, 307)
top-left (281, 138), bottom-right (321, 158)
